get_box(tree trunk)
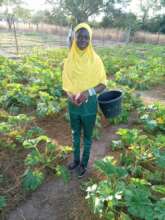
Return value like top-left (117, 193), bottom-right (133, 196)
top-left (6, 16), bottom-right (12, 30)
top-left (125, 25), bottom-right (131, 44)
top-left (12, 19), bottom-right (19, 55)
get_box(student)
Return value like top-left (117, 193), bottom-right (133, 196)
top-left (62, 23), bottom-right (107, 177)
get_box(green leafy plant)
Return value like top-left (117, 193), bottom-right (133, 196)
top-left (116, 128), bottom-right (141, 146)
top-left (124, 184), bottom-right (154, 220)
top-left (22, 169), bottom-right (44, 191)
top-left (154, 199), bottom-right (165, 220)
top-left (0, 196), bottom-right (7, 209)
top-left (23, 135), bottom-right (58, 168)
top-left (115, 57), bottom-right (165, 90)
top-left (111, 140), bottom-right (124, 151)
top-left (94, 156), bottom-right (128, 178)
top-left (56, 165), bottom-right (70, 184)
top-left (92, 114), bottom-right (102, 140)
top-left (139, 103), bottom-right (165, 132)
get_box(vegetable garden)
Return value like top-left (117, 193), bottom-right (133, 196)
top-left (0, 43), bottom-right (165, 220)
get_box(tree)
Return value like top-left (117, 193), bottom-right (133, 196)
top-left (14, 6), bottom-right (31, 23)
top-left (47, 8), bottom-right (68, 26)
top-left (0, 0), bottom-right (27, 54)
top-left (101, 10), bottom-right (139, 43)
top-left (46, 0), bottom-right (131, 24)
top-left (159, 15), bottom-right (165, 33)
top-left (144, 15), bottom-right (165, 33)
top-left (138, 0), bottom-right (162, 29)
top-left (31, 10), bottom-right (67, 28)
top-left (31, 10), bottom-right (47, 26)
top-left (0, 0), bottom-right (4, 6)
top-left (101, 10), bottom-right (137, 28)
top-left (47, 0), bottom-right (104, 23)
top-left (104, 0), bottom-right (131, 15)
top-left (0, 0), bottom-right (23, 29)
top-left (161, 0), bottom-right (165, 5)
top-left (0, 0), bottom-right (6, 6)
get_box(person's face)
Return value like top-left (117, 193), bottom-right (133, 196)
top-left (76, 28), bottom-right (90, 50)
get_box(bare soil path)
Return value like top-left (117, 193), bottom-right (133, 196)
top-left (137, 85), bottom-right (165, 105)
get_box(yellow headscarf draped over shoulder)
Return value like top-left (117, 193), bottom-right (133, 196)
top-left (62, 23), bottom-right (107, 95)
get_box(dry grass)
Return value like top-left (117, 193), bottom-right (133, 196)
top-left (134, 31), bottom-right (165, 44)
top-left (93, 27), bottom-right (125, 42)
top-left (0, 21), bottom-right (165, 44)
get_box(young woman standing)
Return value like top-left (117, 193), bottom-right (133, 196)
top-left (62, 23), bottom-right (107, 177)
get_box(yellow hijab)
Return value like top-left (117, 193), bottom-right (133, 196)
top-left (62, 23), bottom-right (107, 95)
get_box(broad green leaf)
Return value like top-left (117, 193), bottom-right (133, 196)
top-left (125, 185), bottom-right (154, 220)
top-left (0, 196), bottom-right (7, 209)
top-left (25, 149), bottom-right (43, 166)
top-left (56, 165), bottom-right (70, 184)
top-left (95, 157), bottom-right (128, 178)
top-left (22, 169), bottom-right (44, 191)
top-left (154, 199), bottom-right (165, 220)
top-left (23, 138), bottom-right (39, 149)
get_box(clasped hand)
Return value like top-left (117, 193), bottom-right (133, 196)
top-left (67, 91), bottom-right (89, 106)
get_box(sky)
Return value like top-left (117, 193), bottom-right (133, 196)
top-left (1, 0), bottom-right (164, 18)
top-left (23, 0), bottom-right (50, 11)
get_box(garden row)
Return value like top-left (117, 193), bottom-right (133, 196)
top-left (86, 102), bottom-right (165, 220)
top-left (0, 44), bottom-right (164, 218)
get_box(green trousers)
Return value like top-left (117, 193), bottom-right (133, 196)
top-left (68, 95), bottom-right (97, 168)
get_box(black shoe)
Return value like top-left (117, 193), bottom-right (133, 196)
top-left (68, 161), bottom-right (80, 170)
top-left (77, 164), bottom-right (87, 178)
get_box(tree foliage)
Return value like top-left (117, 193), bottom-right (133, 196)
top-left (14, 6), bottom-right (31, 22)
top-left (46, 0), bottom-right (131, 24)
top-left (0, 0), bottom-right (23, 29)
top-left (1, 0), bottom-right (165, 33)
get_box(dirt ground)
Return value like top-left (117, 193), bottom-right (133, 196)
top-left (6, 86), bottom-right (165, 220)
top-left (137, 85), bottom-right (165, 105)
top-left (6, 111), bottom-right (137, 220)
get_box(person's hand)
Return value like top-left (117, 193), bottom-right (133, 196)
top-left (66, 92), bottom-right (83, 106)
top-left (74, 91), bottom-right (89, 105)
top-left (67, 92), bottom-right (75, 104)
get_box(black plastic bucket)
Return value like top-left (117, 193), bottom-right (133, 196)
top-left (98, 90), bottom-right (122, 118)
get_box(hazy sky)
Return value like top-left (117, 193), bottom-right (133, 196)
top-left (23, 0), bottom-right (49, 11)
